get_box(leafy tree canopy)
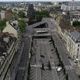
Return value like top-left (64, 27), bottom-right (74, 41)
top-left (35, 10), bottom-right (50, 21)
top-left (0, 19), bottom-right (6, 31)
top-left (18, 19), bottom-right (26, 32)
top-left (18, 11), bottom-right (25, 18)
top-left (73, 21), bottom-right (80, 27)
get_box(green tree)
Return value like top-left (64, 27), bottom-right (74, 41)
top-left (0, 20), bottom-right (6, 31)
top-left (35, 10), bottom-right (50, 21)
top-left (73, 21), bottom-right (80, 27)
top-left (18, 19), bottom-right (26, 32)
top-left (18, 11), bottom-right (25, 18)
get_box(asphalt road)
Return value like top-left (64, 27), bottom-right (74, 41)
top-left (52, 32), bottom-right (79, 80)
top-left (15, 37), bottom-right (31, 80)
top-left (3, 18), bottom-right (79, 80)
top-left (45, 18), bottom-right (79, 80)
top-left (30, 38), bottom-right (59, 80)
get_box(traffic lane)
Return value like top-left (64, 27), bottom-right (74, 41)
top-left (15, 70), bottom-right (25, 80)
top-left (15, 37), bottom-right (31, 80)
top-left (52, 32), bottom-right (70, 65)
top-left (18, 37), bottom-right (30, 67)
top-left (30, 38), bottom-right (60, 80)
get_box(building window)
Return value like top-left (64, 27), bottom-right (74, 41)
top-left (77, 48), bottom-right (79, 51)
top-left (77, 48), bottom-right (79, 58)
top-left (78, 44), bottom-right (80, 47)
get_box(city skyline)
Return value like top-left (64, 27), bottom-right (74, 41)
top-left (0, 1), bottom-right (80, 80)
top-left (0, 0), bottom-right (80, 2)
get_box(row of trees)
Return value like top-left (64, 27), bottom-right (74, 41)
top-left (0, 18), bottom-right (26, 33)
top-left (18, 19), bottom-right (26, 33)
top-left (35, 10), bottom-right (50, 21)
top-left (18, 11), bottom-right (25, 18)
top-left (0, 19), bottom-right (6, 31)
top-left (12, 10), bottom-right (26, 33)
top-left (13, 10), bottom-right (26, 33)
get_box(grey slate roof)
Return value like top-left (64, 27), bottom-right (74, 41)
top-left (68, 2), bottom-right (80, 6)
top-left (69, 31), bottom-right (80, 42)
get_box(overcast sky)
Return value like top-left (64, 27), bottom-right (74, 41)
top-left (0, 0), bottom-right (80, 2)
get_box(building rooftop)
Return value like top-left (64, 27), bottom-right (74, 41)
top-left (0, 32), bottom-right (16, 66)
top-left (69, 31), bottom-right (80, 42)
top-left (3, 22), bottom-right (18, 38)
top-left (68, 2), bottom-right (80, 6)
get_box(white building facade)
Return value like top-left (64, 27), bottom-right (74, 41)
top-left (66, 31), bottom-right (80, 63)
top-left (61, 2), bottom-right (80, 11)
top-left (3, 22), bottom-right (18, 38)
top-left (0, 10), bottom-right (5, 20)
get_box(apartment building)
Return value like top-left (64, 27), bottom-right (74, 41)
top-left (61, 2), bottom-right (80, 11)
top-left (0, 10), bottom-right (5, 20)
top-left (3, 22), bottom-right (18, 38)
top-left (66, 31), bottom-right (80, 63)
top-left (0, 22), bottom-right (19, 80)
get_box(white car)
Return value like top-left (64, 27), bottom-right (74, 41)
top-left (57, 66), bottom-right (62, 72)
